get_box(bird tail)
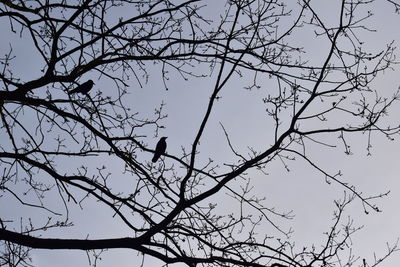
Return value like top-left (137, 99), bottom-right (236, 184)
top-left (152, 155), bottom-right (158, 162)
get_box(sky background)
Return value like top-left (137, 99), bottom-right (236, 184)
top-left (1, 1), bottom-right (400, 266)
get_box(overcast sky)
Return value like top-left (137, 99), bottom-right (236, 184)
top-left (2, 1), bottom-right (400, 267)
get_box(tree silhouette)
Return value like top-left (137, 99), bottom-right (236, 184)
top-left (1, 0), bottom-right (400, 266)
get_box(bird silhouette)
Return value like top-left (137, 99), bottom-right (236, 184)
top-left (152, 137), bottom-right (167, 162)
top-left (68, 80), bottom-right (94, 95)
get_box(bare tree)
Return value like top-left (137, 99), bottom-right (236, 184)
top-left (1, 0), bottom-right (400, 266)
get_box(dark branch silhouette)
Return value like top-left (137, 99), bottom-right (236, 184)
top-left (1, 0), bottom-right (400, 266)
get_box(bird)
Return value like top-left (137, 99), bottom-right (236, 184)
top-left (68, 80), bottom-right (94, 95)
top-left (152, 137), bottom-right (167, 162)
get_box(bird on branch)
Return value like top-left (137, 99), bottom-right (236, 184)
top-left (68, 80), bottom-right (94, 95)
top-left (152, 137), bottom-right (167, 162)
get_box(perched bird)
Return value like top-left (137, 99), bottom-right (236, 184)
top-left (152, 137), bottom-right (167, 163)
top-left (68, 80), bottom-right (94, 95)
